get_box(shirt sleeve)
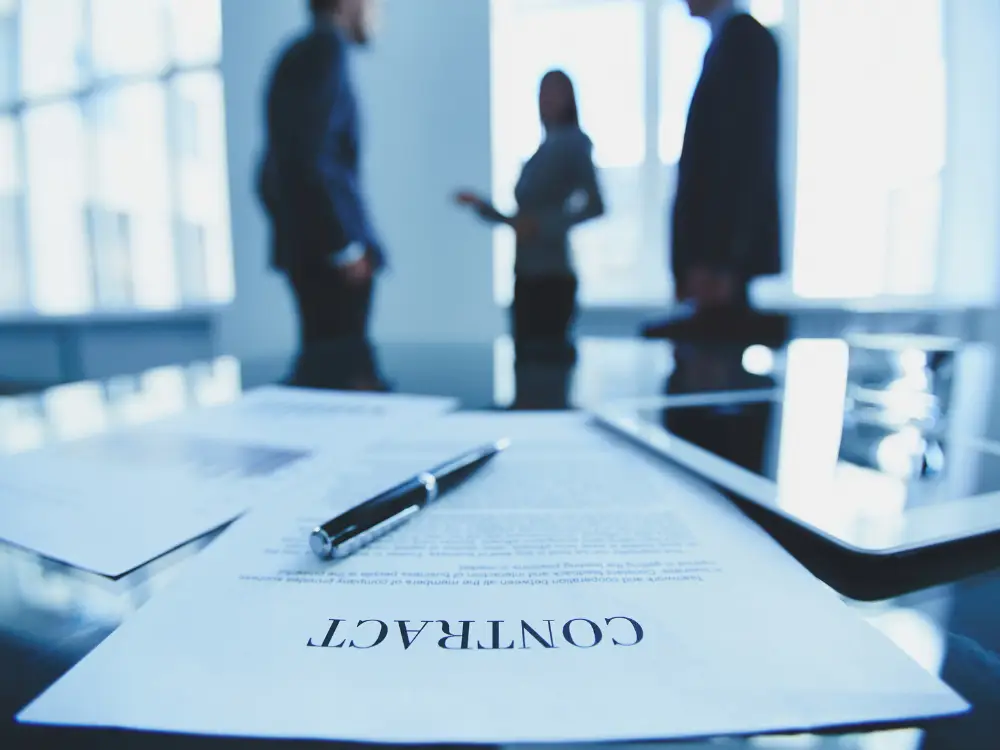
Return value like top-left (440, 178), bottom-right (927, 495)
top-left (476, 203), bottom-right (512, 224)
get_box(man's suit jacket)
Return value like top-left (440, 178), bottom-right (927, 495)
top-left (258, 24), bottom-right (381, 272)
top-left (671, 13), bottom-right (780, 285)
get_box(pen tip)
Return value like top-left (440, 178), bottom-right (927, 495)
top-left (495, 438), bottom-right (512, 452)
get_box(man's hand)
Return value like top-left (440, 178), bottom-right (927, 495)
top-left (512, 215), bottom-right (540, 241)
top-left (340, 253), bottom-right (374, 285)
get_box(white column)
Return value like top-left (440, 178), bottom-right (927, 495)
top-left (643, 0), bottom-right (668, 299)
top-left (936, 0), bottom-right (1000, 305)
top-left (217, 0), bottom-right (302, 358)
top-left (751, 0), bottom-right (798, 305)
top-left (355, 0), bottom-right (499, 343)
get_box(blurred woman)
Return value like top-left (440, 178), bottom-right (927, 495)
top-left (456, 70), bottom-right (604, 341)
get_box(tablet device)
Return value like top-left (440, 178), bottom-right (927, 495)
top-left (593, 336), bottom-right (1000, 556)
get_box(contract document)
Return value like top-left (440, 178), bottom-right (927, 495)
top-left (0, 386), bottom-right (454, 576)
top-left (18, 413), bottom-right (968, 743)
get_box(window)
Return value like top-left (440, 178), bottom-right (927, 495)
top-left (490, 0), bottom-right (782, 307)
top-left (0, 0), bottom-right (232, 316)
top-left (170, 71), bottom-right (234, 303)
top-left (19, 0), bottom-right (88, 99)
top-left (89, 83), bottom-right (175, 308)
top-left (658, 0), bottom-right (709, 165)
top-left (23, 101), bottom-right (92, 312)
top-left (0, 115), bottom-right (24, 310)
top-left (793, 0), bottom-right (946, 298)
top-left (89, 0), bottom-right (171, 78)
top-left (0, 0), bottom-right (17, 107)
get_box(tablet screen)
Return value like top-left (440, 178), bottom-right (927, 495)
top-left (624, 338), bottom-right (1000, 552)
top-left (646, 399), bottom-right (1000, 502)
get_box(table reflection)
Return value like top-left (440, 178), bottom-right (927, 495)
top-left (510, 339), bottom-right (577, 410)
top-left (733, 336), bottom-right (1000, 552)
top-left (663, 343), bottom-right (778, 480)
top-left (284, 338), bottom-right (389, 392)
top-left (1, 333), bottom-right (999, 748)
top-left (0, 356), bottom-right (243, 455)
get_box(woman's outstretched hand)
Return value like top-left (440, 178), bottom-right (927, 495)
top-left (454, 190), bottom-right (485, 209)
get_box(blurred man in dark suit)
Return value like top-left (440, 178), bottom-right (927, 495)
top-left (258, 0), bottom-right (384, 344)
top-left (644, 0), bottom-right (780, 338)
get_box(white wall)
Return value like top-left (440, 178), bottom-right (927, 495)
top-left (355, 0), bottom-right (499, 343)
top-left (218, 0), bottom-right (301, 358)
top-left (217, 0), bottom-right (499, 359)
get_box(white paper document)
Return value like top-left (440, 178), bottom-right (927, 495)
top-left (0, 386), bottom-right (454, 577)
top-left (19, 414), bottom-right (968, 743)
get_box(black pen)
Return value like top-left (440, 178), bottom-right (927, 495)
top-left (309, 439), bottom-right (510, 560)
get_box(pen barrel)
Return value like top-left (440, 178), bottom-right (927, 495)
top-left (321, 475), bottom-right (429, 536)
top-left (431, 452), bottom-right (495, 496)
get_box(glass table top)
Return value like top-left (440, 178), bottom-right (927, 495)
top-left (1, 325), bottom-right (998, 749)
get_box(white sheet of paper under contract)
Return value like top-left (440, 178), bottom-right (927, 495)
top-left (0, 386), bottom-right (455, 576)
top-left (18, 413), bottom-right (968, 743)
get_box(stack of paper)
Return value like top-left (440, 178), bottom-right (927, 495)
top-left (0, 386), bottom-right (455, 576)
top-left (18, 413), bottom-right (967, 743)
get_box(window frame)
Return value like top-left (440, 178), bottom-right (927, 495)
top-left (0, 0), bottom-right (230, 316)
